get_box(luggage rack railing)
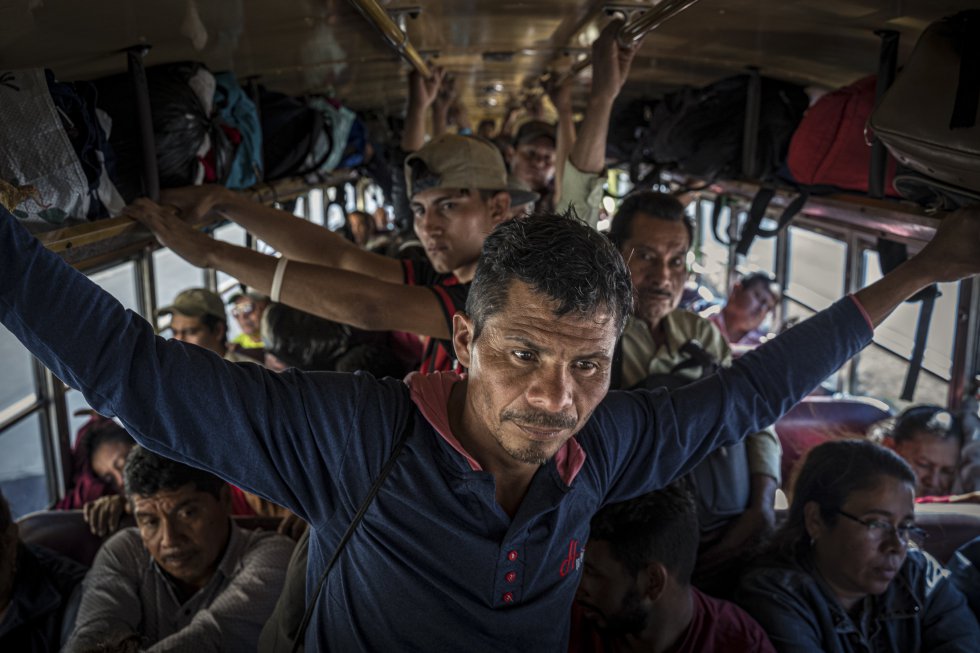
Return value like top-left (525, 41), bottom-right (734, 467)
top-left (37, 170), bottom-right (359, 262)
top-left (696, 178), bottom-right (943, 245)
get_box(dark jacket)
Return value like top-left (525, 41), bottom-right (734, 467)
top-left (0, 543), bottom-right (87, 652)
top-left (737, 547), bottom-right (979, 653)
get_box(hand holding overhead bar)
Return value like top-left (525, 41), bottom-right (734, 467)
top-left (546, 0), bottom-right (701, 87)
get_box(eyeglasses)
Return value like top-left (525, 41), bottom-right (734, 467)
top-left (836, 509), bottom-right (927, 546)
top-left (231, 302), bottom-right (256, 317)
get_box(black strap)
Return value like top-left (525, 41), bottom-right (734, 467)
top-left (950, 11), bottom-right (980, 130)
top-left (736, 186), bottom-right (775, 256)
top-left (869, 29), bottom-right (899, 199)
top-left (711, 194), bottom-right (731, 246)
top-left (734, 188), bottom-right (807, 257)
top-left (741, 67), bottom-right (762, 180)
top-left (669, 340), bottom-right (720, 377)
top-left (289, 411), bottom-right (416, 653)
top-left (901, 291), bottom-right (938, 401)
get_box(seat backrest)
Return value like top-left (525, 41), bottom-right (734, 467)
top-left (17, 510), bottom-right (103, 567)
top-left (17, 510), bottom-right (284, 568)
top-left (914, 504), bottom-right (980, 565)
top-left (775, 396), bottom-right (892, 489)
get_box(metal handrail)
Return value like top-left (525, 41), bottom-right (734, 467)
top-left (547, 0), bottom-right (701, 86)
top-left (346, 0), bottom-right (431, 78)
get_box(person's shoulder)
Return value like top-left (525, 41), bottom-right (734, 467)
top-left (693, 589), bottom-right (774, 649)
top-left (24, 542), bottom-right (87, 590)
top-left (666, 310), bottom-right (730, 358)
top-left (740, 550), bottom-right (818, 598)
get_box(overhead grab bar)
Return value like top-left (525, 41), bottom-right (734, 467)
top-left (346, 0), bottom-right (432, 78)
top-left (545, 0), bottom-right (701, 86)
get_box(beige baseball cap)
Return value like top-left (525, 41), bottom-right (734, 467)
top-left (405, 133), bottom-right (539, 207)
top-left (157, 288), bottom-right (226, 321)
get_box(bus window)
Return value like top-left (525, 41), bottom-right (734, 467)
top-left (741, 225), bottom-right (777, 279)
top-left (153, 249), bottom-right (205, 311)
top-left (0, 324), bottom-right (35, 410)
top-left (785, 227), bottom-right (846, 312)
top-left (308, 188), bottom-right (326, 226)
top-left (853, 248), bottom-right (958, 408)
top-left (693, 199), bottom-right (733, 296)
top-left (0, 413), bottom-right (48, 519)
top-left (215, 222), bottom-right (249, 321)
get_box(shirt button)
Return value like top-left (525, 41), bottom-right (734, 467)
top-left (505, 571), bottom-right (517, 583)
top-left (507, 550), bottom-right (518, 561)
top-left (502, 592), bottom-right (514, 603)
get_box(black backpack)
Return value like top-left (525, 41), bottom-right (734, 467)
top-left (259, 88), bottom-right (331, 181)
top-left (645, 73), bottom-right (809, 183)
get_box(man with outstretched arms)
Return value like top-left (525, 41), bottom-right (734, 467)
top-left (0, 202), bottom-right (977, 649)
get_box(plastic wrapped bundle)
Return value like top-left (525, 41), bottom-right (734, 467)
top-left (93, 62), bottom-right (233, 201)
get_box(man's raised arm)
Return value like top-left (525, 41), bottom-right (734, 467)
top-left (129, 199), bottom-right (452, 339)
top-left (157, 185), bottom-right (404, 283)
top-left (0, 205), bottom-right (412, 524)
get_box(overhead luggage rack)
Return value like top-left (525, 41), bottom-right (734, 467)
top-left (37, 170), bottom-right (358, 267)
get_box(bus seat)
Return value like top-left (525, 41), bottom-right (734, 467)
top-left (914, 504), bottom-right (980, 565)
top-left (17, 509), bottom-right (284, 568)
top-left (775, 395), bottom-right (892, 489)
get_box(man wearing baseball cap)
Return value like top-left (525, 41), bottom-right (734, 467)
top-left (135, 132), bottom-right (534, 373)
top-left (158, 288), bottom-right (252, 363)
top-left (509, 119), bottom-right (557, 212)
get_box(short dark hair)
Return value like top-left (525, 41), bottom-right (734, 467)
top-left (124, 446), bottom-right (224, 500)
top-left (200, 313), bottom-right (227, 346)
top-left (775, 440), bottom-right (915, 556)
top-left (739, 271), bottom-right (780, 299)
top-left (608, 191), bottom-right (694, 250)
top-left (891, 405), bottom-right (963, 445)
top-left (85, 419), bottom-right (135, 467)
top-left (466, 211), bottom-right (634, 338)
top-left (590, 486), bottom-right (699, 583)
top-left (261, 303), bottom-right (351, 371)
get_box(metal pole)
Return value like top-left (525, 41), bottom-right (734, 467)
top-left (345, 0), bottom-right (431, 78)
top-left (868, 30), bottom-right (899, 199)
top-left (547, 0), bottom-right (701, 86)
top-left (125, 45), bottom-right (159, 201)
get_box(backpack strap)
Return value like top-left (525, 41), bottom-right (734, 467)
top-left (289, 410), bottom-right (416, 653)
top-left (711, 194), bottom-right (731, 246)
top-left (901, 289), bottom-right (939, 401)
top-left (950, 11), bottom-right (980, 130)
top-left (735, 186), bottom-right (807, 257)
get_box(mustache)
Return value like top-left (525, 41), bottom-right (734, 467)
top-left (501, 409), bottom-right (577, 429)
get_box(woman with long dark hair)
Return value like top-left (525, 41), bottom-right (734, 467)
top-left (737, 439), bottom-right (978, 652)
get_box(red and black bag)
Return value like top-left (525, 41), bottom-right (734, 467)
top-left (786, 74), bottom-right (900, 197)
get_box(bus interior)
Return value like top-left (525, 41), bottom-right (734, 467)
top-left (0, 0), bottom-right (978, 646)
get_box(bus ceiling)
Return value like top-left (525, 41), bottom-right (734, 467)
top-left (0, 0), bottom-right (970, 120)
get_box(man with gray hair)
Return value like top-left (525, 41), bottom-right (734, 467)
top-left (0, 200), bottom-right (978, 650)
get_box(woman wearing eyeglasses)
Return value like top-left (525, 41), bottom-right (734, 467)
top-left (737, 440), bottom-right (978, 652)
